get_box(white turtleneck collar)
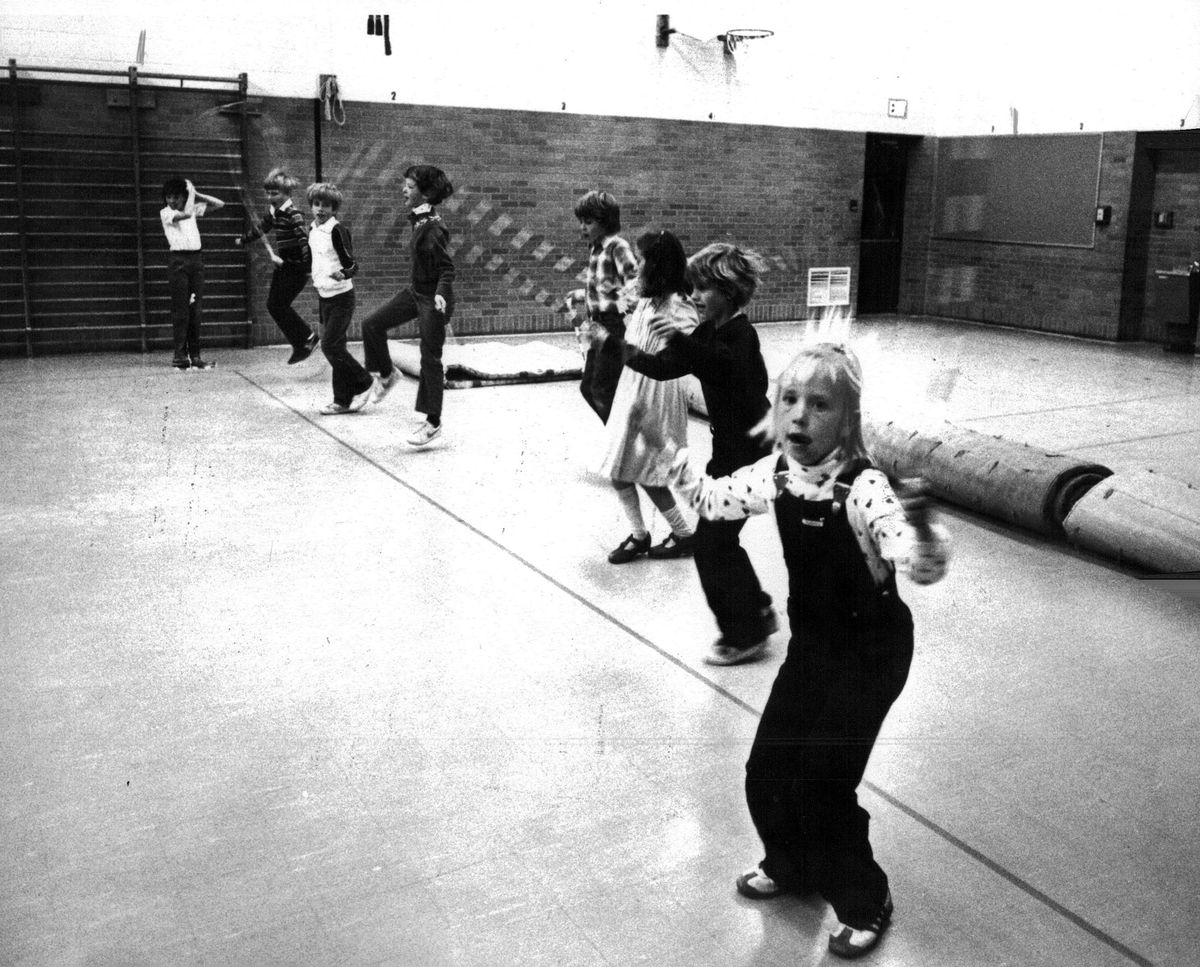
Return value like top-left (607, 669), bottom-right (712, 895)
top-left (779, 447), bottom-right (845, 499)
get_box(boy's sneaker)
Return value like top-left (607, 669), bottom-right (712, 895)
top-left (648, 532), bottom-right (695, 559)
top-left (171, 359), bottom-right (190, 370)
top-left (828, 891), bottom-right (893, 959)
top-left (374, 369), bottom-right (401, 401)
top-left (190, 359), bottom-right (216, 371)
top-left (349, 377), bottom-right (380, 413)
top-left (319, 401), bottom-right (352, 415)
top-left (735, 866), bottom-right (785, 900)
top-left (607, 533), bottom-right (650, 564)
top-left (288, 332), bottom-right (319, 365)
top-left (407, 420), bottom-right (442, 447)
top-left (703, 637), bottom-right (768, 666)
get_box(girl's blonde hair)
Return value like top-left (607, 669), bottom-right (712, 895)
top-left (757, 342), bottom-right (871, 463)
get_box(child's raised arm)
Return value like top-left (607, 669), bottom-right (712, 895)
top-left (631, 400), bottom-right (777, 521)
top-left (848, 471), bottom-right (950, 586)
top-left (192, 189), bottom-right (225, 212)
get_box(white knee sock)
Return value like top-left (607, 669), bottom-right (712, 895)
top-left (660, 504), bottom-right (693, 538)
top-left (615, 485), bottom-right (648, 538)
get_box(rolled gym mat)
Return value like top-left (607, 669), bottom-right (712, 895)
top-left (1062, 470), bottom-right (1200, 573)
top-left (865, 419), bottom-right (1112, 535)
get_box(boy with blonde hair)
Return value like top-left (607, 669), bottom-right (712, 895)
top-left (235, 167), bottom-right (317, 364)
top-left (614, 242), bottom-right (776, 664)
top-left (306, 183), bottom-right (377, 415)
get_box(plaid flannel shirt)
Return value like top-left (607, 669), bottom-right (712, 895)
top-left (584, 234), bottom-right (637, 323)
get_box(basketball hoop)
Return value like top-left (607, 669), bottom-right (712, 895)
top-left (719, 28), bottom-right (774, 55)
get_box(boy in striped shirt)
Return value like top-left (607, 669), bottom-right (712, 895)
top-left (234, 168), bottom-right (318, 364)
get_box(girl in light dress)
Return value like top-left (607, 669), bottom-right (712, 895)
top-left (593, 230), bottom-right (699, 564)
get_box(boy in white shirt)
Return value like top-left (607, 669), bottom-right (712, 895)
top-left (160, 177), bottom-right (224, 370)
top-left (306, 183), bottom-right (378, 414)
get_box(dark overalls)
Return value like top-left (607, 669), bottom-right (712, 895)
top-left (745, 459), bottom-right (913, 929)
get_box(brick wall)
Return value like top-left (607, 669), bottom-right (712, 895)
top-left (900, 132), bottom-right (1137, 340)
top-left (11, 78), bottom-right (1190, 353)
top-left (245, 99), bottom-right (866, 342)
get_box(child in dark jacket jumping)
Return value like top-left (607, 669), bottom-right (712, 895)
top-left (360, 164), bottom-right (456, 448)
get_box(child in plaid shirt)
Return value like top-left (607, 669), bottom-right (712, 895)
top-left (565, 190), bottom-right (638, 424)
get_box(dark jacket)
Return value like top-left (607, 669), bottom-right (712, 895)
top-left (409, 211), bottom-right (455, 306)
top-left (623, 311), bottom-right (771, 475)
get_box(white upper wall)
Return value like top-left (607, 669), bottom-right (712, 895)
top-left (4, 0), bottom-right (1199, 135)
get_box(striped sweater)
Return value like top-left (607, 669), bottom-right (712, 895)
top-left (239, 200), bottom-right (311, 265)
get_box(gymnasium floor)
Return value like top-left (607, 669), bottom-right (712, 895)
top-left (2, 315), bottom-right (1198, 967)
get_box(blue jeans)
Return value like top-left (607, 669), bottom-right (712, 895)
top-left (168, 250), bottom-right (204, 363)
top-left (267, 261), bottom-right (314, 350)
top-left (579, 313), bottom-right (625, 424)
top-left (318, 290), bottom-right (372, 405)
top-left (360, 287), bottom-right (448, 423)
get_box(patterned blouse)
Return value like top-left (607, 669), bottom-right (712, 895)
top-left (669, 447), bottom-right (951, 587)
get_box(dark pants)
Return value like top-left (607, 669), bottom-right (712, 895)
top-left (267, 261), bottom-right (314, 350)
top-left (579, 316), bottom-right (625, 424)
top-left (318, 290), bottom-right (372, 406)
top-left (168, 250), bottom-right (204, 364)
top-left (360, 287), bottom-right (447, 423)
top-left (694, 515), bottom-right (772, 646)
top-left (746, 613), bottom-right (912, 929)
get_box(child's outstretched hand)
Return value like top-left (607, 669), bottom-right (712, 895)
top-left (895, 477), bottom-right (934, 536)
top-left (895, 476), bottom-right (950, 586)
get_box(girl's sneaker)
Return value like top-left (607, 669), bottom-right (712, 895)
top-left (704, 638), bottom-right (768, 666)
top-left (735, 866), bottom-right (784, 900)
top-left (407, 420), bottom-right (443, 447)
top-left (828, 891), bottom-right (893, 959)
top-left (349, 378), bottom-right (379, 412)
top-left (374, 369), bottom-right (401, 401)
top-left (319, 401), bottom-right (352, 415)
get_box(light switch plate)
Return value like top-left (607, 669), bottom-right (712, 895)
top-left (887, 98), bottom-right (908, 118)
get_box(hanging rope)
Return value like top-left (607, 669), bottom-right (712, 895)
top-left (320, 74), bottom-right (346, 126)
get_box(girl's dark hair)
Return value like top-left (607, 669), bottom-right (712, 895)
top-left (573, 190), bottom-right (621, 234)
top-left (162, 176), bottom-right (188, 199)
top-left (404, 164), bottom-right (454, 205)
top-left (636, 229), bottom-right (690, 300)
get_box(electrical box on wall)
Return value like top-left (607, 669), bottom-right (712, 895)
top-left (887, 98), bottom-right (908, 118)
top-left (808, 268), bottom-right (852, 308)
